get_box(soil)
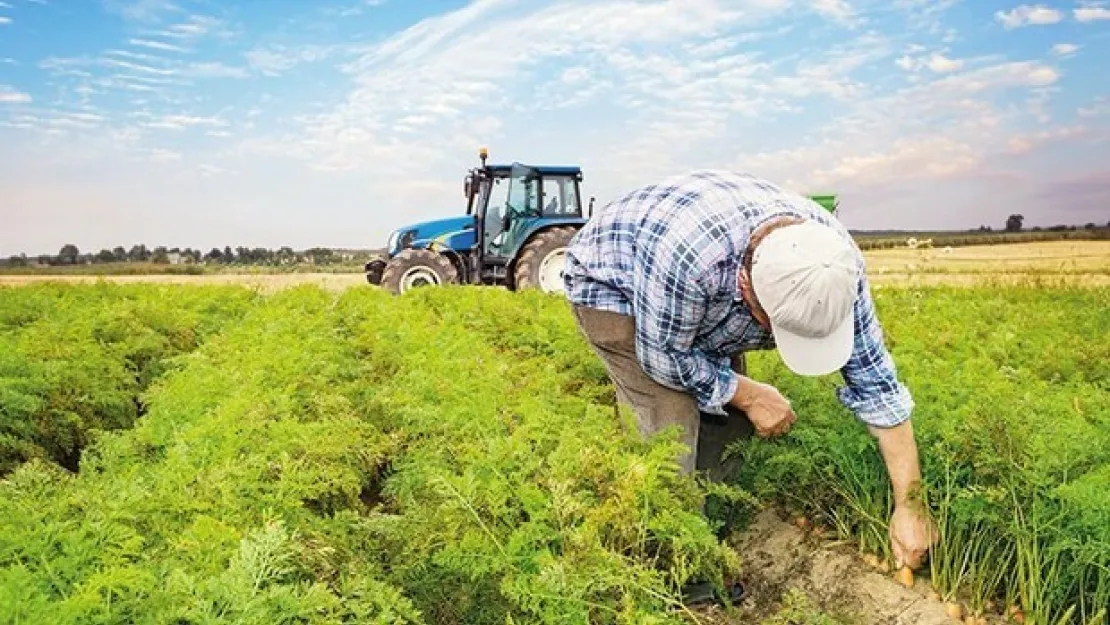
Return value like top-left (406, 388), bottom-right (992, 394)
top-left (693, 509), bottom-right (987, 625)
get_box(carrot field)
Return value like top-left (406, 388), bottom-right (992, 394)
top-left (0, 281), bottom-right (1106, 625)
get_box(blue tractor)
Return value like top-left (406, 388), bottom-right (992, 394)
top-left (366, 148), bottom-right (592, 295)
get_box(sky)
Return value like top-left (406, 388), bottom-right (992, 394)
top-left (1, 0), bottom-right (1108, 256)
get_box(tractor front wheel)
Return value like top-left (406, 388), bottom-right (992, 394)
top-left (364, 257), bottom-right (387, 285)
top-left (380, 249), bottom-right (459, 295)
top-left (514, 227), bottom-right (578, 294)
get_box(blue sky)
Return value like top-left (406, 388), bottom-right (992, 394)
top-left (1, 0), bottom-right (1108, 256)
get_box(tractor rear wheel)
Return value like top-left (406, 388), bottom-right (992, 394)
top-left (514, 226), bottom-right (578, 294)
top-left (380, 249), bottom-right (458, 295)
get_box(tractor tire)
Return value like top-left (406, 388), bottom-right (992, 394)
top-left (364, 257), bottom-right (386, 285)
top-left (514, 226), bottom-right (578, 294)
top-left (380, 249), bottom-right (459, 295)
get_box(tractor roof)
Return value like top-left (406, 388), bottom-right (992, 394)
top-left (487, 163), bottom-right (582, 176)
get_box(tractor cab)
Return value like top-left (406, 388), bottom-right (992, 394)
top-left (367, 149), bottom-right (591, 295)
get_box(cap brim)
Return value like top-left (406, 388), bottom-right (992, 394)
top-left (770, 311), bottom-right (855, 377)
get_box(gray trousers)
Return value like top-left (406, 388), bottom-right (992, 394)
top-left (571, 303), bottom-right (754, 482)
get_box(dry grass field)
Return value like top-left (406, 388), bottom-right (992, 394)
top-left (2, 241), bottom-right (1107, 290)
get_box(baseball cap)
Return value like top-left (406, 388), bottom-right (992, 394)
top-left (749, 220), bottom-right (861, 376)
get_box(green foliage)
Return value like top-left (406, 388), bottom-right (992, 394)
top-left (0, 281), bottom-right (1105, 624)
top-left (0, 285), bottom-right (738, 624)
top-left (0, 283), bottom-right (259, 474)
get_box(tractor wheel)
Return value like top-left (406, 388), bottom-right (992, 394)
top-left (380, 249), bottom-right (458, 295)
top-left (364, 257), bottom-right (387, 285)
top-left (514, 226), bottom-right (578, 294)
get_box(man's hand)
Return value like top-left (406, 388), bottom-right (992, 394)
top-left (890, 504), bottom-right (937, 569)
top-left (730, 376), bottom-right (796, 437)
top-left (870, 419), bottom-right (938, 569)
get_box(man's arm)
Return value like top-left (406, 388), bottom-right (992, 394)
top-left (838, 274), bottom-right (936, 568)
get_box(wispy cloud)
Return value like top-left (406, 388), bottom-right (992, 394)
top-left (103, 0), bottom-right (182, 22)
top-left (1051, 43), bottom-right (1080, 56)
top-left (157, 14), bottom-right (229, 39)
top-left (182, 61), bottom-right (247, 78)
top-left (1074, 4), bottom-right (1110, 22)
top-left (141, 113), bottom-right (227, 130)
top-left (810, 0), bottom-right (861, 26)
top-left (129, 38), bottom-right (190, 53)
top-left (0, 86), bottom-right (31, 104)
top-left (995, 4), bottom-right (1064, 28)
top-left (0, 16), bottom-right (11, 25)
top-left (245, 45), bottom-right (338, 76)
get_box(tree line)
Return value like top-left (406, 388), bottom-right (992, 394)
top-left (5, 244), bottom-right (371, 267)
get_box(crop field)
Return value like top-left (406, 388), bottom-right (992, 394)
top-left (0, 277), bottom-right (1107, 625)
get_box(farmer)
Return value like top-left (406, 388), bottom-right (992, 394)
top-left (563, 170), bottom-right (936, 572)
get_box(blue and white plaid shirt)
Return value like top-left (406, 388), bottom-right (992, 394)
top-left (564, 170), bottom-right (913, 428)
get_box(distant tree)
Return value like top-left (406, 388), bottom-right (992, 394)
top-left (1085, 222), bottom-right (1096, 230)
top-left (8, 254), bottom-right (27, 267)
top-left (113, 246), bottom-right (127, 262)
top-left (128, 244), bottom-right (150, 262)
top-left (58, 244), bottom-right (80, 265)
top-left (1005, 214), bottom-right (1024, 232)
top-left (223, 246), bottom-right (235, 262)
top-left (152, 246), bottom-right (169, 264)
top-left (96, 249), bottom-right (116, 263)
top-left (37, 255), bottom-right (51, 265)
top-left (205, 248), bottom-right (223, 262)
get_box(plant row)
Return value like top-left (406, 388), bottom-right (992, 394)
top-left (0, 283), bottom-right (259, 474)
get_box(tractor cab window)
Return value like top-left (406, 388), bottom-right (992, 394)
top-left (541, 176), bottom-right (581, 217)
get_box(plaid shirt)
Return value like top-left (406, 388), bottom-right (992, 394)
top-left (564, 170), bottom-right (913, 428)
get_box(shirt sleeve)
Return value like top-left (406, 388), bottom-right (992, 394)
top-left (630, 242), bottom-right (738, 415)
top-left (837, 273), bottom-right (915, 428)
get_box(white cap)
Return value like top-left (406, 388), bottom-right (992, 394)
top-left (750, 220), bottom-right (861, 376)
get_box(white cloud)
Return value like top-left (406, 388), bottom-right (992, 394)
top-left (1078, 96), bottom-right (1109, 117)
top-left (0, 16), bottom-right (11, 25)
top-left (184, 62), bottom-right (248, 78)
top-left (104, 0), bottom-right (182, 22)
top-left (994, 4), bottom-right (1064, 28)
top-left (895, 50), bottom-right (964, 73)
top-left (129, 38), bottom-right (190, 53)
top-left (245, 45), bottom-right (335, 76)
top-left (1051, 43), bottom-right (1080, 56)
top-left (158, 15), bottom-right (229, 39)
top-left (1074, 5), bottom-right (1110, 21)
top-left (1007, 125), bottom-right (1087, 155)
top-left (810, 0), bottom-right (859, 25)
top-left (926, 53), bottom-right (963, 73)
top-left (0, 2), bottom-right (11, 8)
top-left (141, 114), bottom-right (227, 130)
top-left (0, 86), bottom-right (31, 104)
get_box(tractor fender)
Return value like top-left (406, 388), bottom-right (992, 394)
top-left (506, 220), bottom-right (585, 288)
top-left (506, 219), bottom-right (586, 263)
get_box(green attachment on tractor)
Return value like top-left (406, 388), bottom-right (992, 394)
top-left (808, 194), bottom-right (839, 214)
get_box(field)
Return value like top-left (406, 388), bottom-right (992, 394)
top-left (0, 243), bottom-right (1107, 625)
top-left (3, 241), bottom-right (1109, 291)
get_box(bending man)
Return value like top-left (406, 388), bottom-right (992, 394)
top-left (563, 170), bottom-right (935, 570)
